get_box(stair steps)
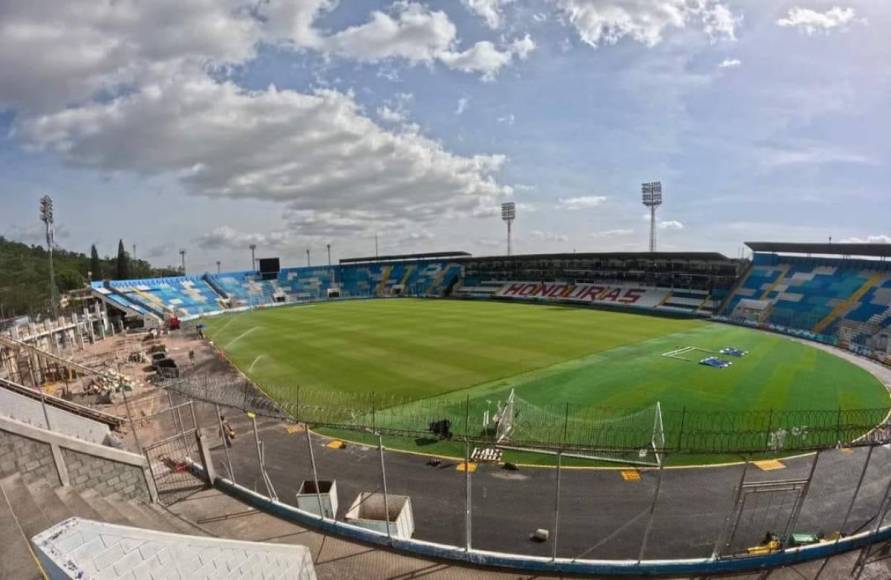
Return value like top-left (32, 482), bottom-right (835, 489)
top-left (0, 478), bottom-right (42, 580)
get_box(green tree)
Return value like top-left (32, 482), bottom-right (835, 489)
top-left (90, 244), bottom-right (102, 281)
top-left (115, 239), bottom-right (130, 280)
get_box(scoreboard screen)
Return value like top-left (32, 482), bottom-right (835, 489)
top-left (258, 257), bottom-right (280, 274)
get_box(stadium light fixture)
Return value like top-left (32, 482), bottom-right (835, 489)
top-left (327, 243), bottom-right (331, 267)
top-left (39, 195), bottom-right (59, 318)
top-left (249, 244), bottom-right (257, 271)
top-left (179, 248), bottom-right (186, 275)
top-left (216, 260), bottom-right (221, 274)
top-left (641, 182), bottom-right (663, 253)
top-left (306, 248), bottom-right (311, 267)
top-left (502, 202), bottom-right (516, 256)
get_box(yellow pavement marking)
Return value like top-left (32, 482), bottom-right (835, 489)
top-left (326, 440), bottom-right (346, 449)
top-left (286, 425), bottom-right (304, 434)
top-left (621, 470), bottom-right (641, 481)
top-left (456, 462), bottom-right (477, 473)
top-left (840, 447), bottom-right (853, 454)
top-left (753, 459), bottom-right (785, 471)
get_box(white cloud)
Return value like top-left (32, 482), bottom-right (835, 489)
top-left (658, 220), bottom-right (684, 230)
top-left (463, 0), bottom-right (514, 29)
top-left (589, 229), bottom-right (633, 238)
top-left (264, 1), bottom-right (532, 80)
top-left (20, 76), bottom-right (511, 230)
top-left (530, 230), bottom-right (569, 242)
top-left (439, 34), bottom-right (535, 81)
top-left (555, 0), bottom-right (739, 48)
top-left (376, 92), bottom-right (414, 124)
top-left (777, 6), bottom-right (858, 35)
top-left (497, 113), bottom-right (516, 125)
top-left (0, 0), bottom-right (261, 113)
top-left (842, 235), bottom-right (891, 244)
top-left (455, 97), bottom-right (469, 115)
top-left (557, 196), bottom-right (607, 210)
top-left (719, 58), bottom-right (741, 69)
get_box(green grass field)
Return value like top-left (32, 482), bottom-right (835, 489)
top-left (203, 299), bottom-right (889, 464)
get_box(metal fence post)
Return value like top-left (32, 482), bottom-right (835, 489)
top-left (464, 438), bottom-right (472, 552)
top-left (305, 426), bottom-right (325, 520)
top-left (713, 457), bottom-right (750, 558)
top-left (781, 450), bottom-right (820, 547)
top-left (250, 412), bottom-right (276, 500)
top-left (464, 396), bottom-right (472, 552)
top-left (552, 450), bottom-right (563, 561)
top-left (852, 463), bottom-right (891, 579)
top-left (814, 445), bottom-right (874, 579)
top-left (121, 382), bottom-right (141, 453)
top-left (637, 461), bottom-right (664, 564)
top-left (378, 433), bottom-right (391, 540)
top-left (215, 404), bottom-right (235, 481)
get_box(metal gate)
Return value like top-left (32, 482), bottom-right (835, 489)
top-left (717, 478), bottom-right (810, 557)
top-left (144, 428), bottom-right (204, 505)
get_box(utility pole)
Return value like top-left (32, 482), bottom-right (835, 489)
top-left (39, 195), bottom-right (58, 318)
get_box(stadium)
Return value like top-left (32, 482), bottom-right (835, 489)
top-left (4, 1), bottom-right (891, 576)
top-left (5, 239), bottom-right (888, 577)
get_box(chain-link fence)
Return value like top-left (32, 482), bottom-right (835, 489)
top-left (158, 375), bottom-right (891, 457)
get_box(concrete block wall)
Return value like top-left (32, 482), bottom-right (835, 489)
top-left (0, 429), bottom-right (60, 486)
top-left (62, 448), bottom-right (150, 501)
top-left (0, 415), bottom-right (156, 502)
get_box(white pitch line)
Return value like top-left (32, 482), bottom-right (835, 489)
top-left (225, 326), bottom-right (258, 349)
top-left (248, 354), bottom-right (266, 373)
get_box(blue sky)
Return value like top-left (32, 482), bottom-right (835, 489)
top-left (0, 0), bottom-right (888, 272)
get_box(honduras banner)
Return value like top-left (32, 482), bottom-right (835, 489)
top-left (494, 281), bottom-right (669, 308)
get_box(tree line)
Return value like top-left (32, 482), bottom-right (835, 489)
top-left (0, 237), bottom-right (179, 319)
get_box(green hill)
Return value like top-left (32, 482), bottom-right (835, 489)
top-left (0, 236), bottom-right (178, 318)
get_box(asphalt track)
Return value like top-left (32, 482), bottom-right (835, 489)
top-left (195, 330), bottom-right (891, 564)
top-left (211, 419), bottom-right (891, 561)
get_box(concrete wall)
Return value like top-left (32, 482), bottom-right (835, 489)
top-left (0, 415), bottom-right (156, 502)
top-left (0, 387), bottom-right (110, 445)
top-left (61, 448), bottom-right (151, 501)
top-left (0, 429), bottom-right (60, 486)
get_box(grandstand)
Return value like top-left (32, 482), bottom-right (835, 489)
top-left (454, 251), bottom-right (741, 315)
top-left (720, 242), bottom-right (891, 361)
top-left (88, 244), bottom-right (891, 365)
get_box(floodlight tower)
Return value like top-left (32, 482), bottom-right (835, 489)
top-left (641, 181), bottom-right (663, 253)
top-left (306, 248), bottom-right (311, 267)
top-left (501, 202), bottom-right (516, 256)
top-left (39, 195), bottom-right (58, 318)
top-left (249, 244), bottom-right (257, 271)
top-left (179, 249), bottom-right (186, 275)
top-left (216, 260), bottom-right (221, 274)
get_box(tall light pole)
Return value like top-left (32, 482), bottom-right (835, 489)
top-left (216, 260), bottom-right (221, 274)
top-left (39, 195), bottom-right (58, 318)
top-left (249, 244), bottom-right (257, 271)
top-left (306, 248), bottom-right (311, 267)
top-left (326, 243), bottom-right (331, 267)
top-left (179, 249), bottom-right (186, 275)
top-left (501, 202), bottom-right (516, 256)
top-left (642, 182), bottom-right (663, 253)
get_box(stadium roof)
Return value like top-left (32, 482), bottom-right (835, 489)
top-left (464, 251), bottom-right (733, 262)
top-left (341, 251), bottom-right (471, 264)
top-left (746, 242), bottom-right (891, 258)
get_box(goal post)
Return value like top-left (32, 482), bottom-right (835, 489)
top-left (492, 392), bottom-right (666, 467)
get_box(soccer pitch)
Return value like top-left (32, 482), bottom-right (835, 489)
top-left (203, 299), bottom-right (889, 462)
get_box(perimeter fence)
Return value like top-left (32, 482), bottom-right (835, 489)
top-left (158, 375), bottom-right (891, 457)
